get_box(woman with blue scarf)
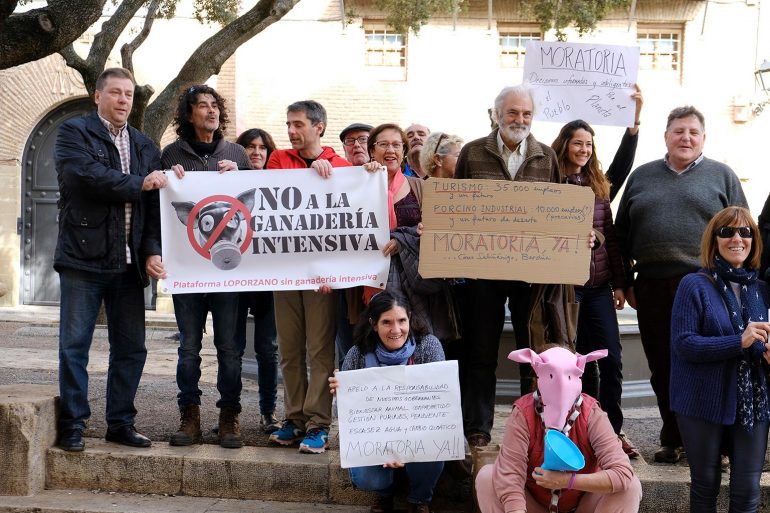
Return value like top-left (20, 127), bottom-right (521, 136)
top-left (329, 291), bottom-right (445, 513)
top-left (671, 206), bottom-right (770, 512)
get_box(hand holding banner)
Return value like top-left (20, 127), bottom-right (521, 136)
top-left (159, 167), bottom-right (390, 293)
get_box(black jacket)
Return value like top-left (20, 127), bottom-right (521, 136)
top-left (54, 111), bottom-right (162, 286)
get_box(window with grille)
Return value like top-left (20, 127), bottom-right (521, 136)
top-left (499, 27), bottom-right (540, 68)
top-left (638, 27), bottom-right (681, 71)
top-left (364, 24), bottom-right (406, 68)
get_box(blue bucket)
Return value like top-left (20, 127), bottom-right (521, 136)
top-left (542, 429), bottom-right (585, 471)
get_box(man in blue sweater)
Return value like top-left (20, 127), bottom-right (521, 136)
top-left (615, 105), bottom-right (747, 463)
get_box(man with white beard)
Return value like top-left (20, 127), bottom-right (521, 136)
top-left (454, 84), bottom-right (561, 448)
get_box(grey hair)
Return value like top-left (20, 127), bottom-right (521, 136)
top-left (493, 84), bottom-right (535, 123)
top-left (666, 105), bottom-right (705, 131)
top-left (287, 100), bottom-right (327, 137)
top-left (420, 132), bottom-right (464, 176)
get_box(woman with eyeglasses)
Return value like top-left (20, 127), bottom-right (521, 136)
top-left (671, 206), bottom-right (770, 512)
top-left (549, 85), bottom-right (643, 459)
top-left (419, 132), bottom-right (464, 178)
top-left (361, 124), bottom-right (460, 345)
top-left (232, 128), bottom-right (282, 433)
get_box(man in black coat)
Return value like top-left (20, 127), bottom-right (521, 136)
top-left (54, 67), bottom-right (167, 451)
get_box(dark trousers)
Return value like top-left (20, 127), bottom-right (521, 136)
top-left (635, 275), bottom-right (684, 447)
top-left (235, 291), bottom-right (278, 415)
top-left (575, 285), bottom-right (624, 433)
top-left (460, 279), bottom-right (531, 438)
top-left (677, 414), bottom-right (769, 513)
top-left (58, 267), bottom-right (147, 431)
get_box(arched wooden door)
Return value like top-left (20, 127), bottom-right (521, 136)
top-left (20, 97), bottom-right (92, 305)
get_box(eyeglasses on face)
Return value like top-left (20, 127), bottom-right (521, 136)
top-left (343, 135), bottom-right (369, 147)
top-left (374, 141), bottom-right (404, 151)
top-left (715, 226), bottom-right (753, 239)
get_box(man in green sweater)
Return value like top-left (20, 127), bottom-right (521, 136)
top-left (615, 105), bottom-right (747, 463)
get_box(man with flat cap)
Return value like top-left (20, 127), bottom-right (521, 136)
top-left (339, 122), bottom-right (372, 166)
top-left (335, 122), bottom-right (373, 366)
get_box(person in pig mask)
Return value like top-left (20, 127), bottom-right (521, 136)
top-left (475, 346), bottom-right (642, 513)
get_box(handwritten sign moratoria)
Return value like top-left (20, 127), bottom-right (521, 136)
top-left (419, 178), bottom-right (595, 285)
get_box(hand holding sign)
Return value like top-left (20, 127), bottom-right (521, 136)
top-left (524, 41), bottom-right (640, 127)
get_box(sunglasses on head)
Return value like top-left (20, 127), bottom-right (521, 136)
top-left (715, 226), bottom-right (752, 238)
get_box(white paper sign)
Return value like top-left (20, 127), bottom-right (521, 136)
top-left (336, 360), bottom-right (465, 469)
top-left (159, 167), bottom-right (390, 293)
top-left (523, 41), bottom-right (639, 127)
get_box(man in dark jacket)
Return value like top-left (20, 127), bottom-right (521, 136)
top-left (454, 84), bottom-right (564, 448)
top-left (54, 67), bottom-right (167, 452)
top-left (161, 84), bottom-right (251, 450)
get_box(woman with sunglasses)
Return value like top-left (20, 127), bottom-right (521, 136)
top-left (671, 206), bottom-right (770, 512)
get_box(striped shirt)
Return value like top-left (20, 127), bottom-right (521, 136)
top-left (99, 115), bottom-right (132, 264)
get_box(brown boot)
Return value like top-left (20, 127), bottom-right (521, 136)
top-left (218, 407), bottom-right (243, 449)
top-left (170, 405), bottom-right (201, 446)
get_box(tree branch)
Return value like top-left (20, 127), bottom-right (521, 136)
top-left (142, 0), bottom-right (300, 142)
top-left (121, 0), bottom-right (160, 72)
top-left (0, 0), bottom-right (106, 70)
top-left (87, 0), bottom-right (145, 68)
top-left (59, 43), bottom-right (101, 97)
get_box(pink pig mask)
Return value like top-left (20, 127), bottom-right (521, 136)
top-left (509, 347), bottom-right (607, 430)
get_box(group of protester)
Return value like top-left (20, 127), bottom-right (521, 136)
top-left (52, 65), bottom-right (770, 513)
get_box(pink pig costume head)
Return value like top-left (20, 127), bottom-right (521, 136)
top-left (509, 347), bottom-right (607, 430)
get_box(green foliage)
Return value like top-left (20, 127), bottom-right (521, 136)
top-left (154, 0), bottom-right (239, 25)
top-left (375, 0), bottom-right (462, 35)
top-left (527, 0), bottom-right (631, 41)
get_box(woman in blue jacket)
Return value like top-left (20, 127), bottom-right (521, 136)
top-left (671, 206), bottom-right (770, 512)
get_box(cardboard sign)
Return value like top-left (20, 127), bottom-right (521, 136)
top-left (159, 168), bottom-right (390, 293)
top-left (418, 178), bottom-right (594, 285)
top-left (523, 41), bottom-right (639, 127)
top-left (336, 360), bottom-right (465, 468)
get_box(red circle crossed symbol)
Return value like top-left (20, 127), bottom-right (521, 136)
top-left (185, 195), bottom-right (253, 260)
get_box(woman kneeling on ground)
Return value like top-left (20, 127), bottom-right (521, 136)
top-left (671, 206), bottom-right (770, 512)
top-left (475, 346), bottom-right (642, 513)
top-left (329, 291), bottom-right (445, 513)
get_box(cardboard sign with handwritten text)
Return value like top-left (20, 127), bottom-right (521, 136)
top-left (419, 178), bottom-right (594, 285)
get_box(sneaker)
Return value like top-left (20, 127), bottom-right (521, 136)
top-left (260, 412), bottom-right (282, 434)
top-left (269, 420), bottom-right (305, 446)
top-left (618, 433), bottom-right (640, 459)
top-left (654, 445), bottom-right (683, 464)
top-left (299, 427), bottom-right (329, 454)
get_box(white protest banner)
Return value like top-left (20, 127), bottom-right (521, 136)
top-left (523, 40), bottom-right (639, 127)
top-left (336, 360), bottom-right (464, 468)
top-left (159, 167), bottom-right (390, 293)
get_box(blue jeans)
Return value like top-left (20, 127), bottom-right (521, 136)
top-left (58, 268), bottom-right (147, 431)
top-left (349, 461), bottom-right (444, 504)
top-left (173, 292), bottom-right (244, 411)
top-left (574, 285), bottom-right (624, 433)
top-left (677, 414), bottom-right (769, 513)
top-left (235, 291), bottom-right (278, 414)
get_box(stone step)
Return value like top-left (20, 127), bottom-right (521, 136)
top-left (45, 439), bottom-right (370, 506)
top-left (0, 489), bottom-right (371, 513)
top-left (42, 438), bottom-right (770, 513)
